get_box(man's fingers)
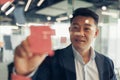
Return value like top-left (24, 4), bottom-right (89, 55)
top-left (15, 45), bottom-right (27, 58)
top-left (14, 38), bottom-right (48, 75)
top-left (15, 39), bottom-right (32, 58)
top-left (28, 54), bottom-right (48, 70)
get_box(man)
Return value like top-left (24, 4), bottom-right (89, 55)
top-left (8, 8), bottom-right (117, 80)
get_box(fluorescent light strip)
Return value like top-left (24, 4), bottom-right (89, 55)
top-left (24, 0), bottom-right (32, 11)
top-left (37, 0), bottom-right (44, 6)
top-left (1, 1), bottom-right (12, 12)
top-left (102, 11), bottom-right (117, 18)
top-left (56, 16), bottom-right (69, 21)
top-left (5, 5), bottom-right (15, 15)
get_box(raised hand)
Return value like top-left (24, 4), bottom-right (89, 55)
top-left (14, 39), bottom-right (47, 76)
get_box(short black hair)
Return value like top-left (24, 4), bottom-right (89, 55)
top-left (70, 8), bottom-right (99, 25)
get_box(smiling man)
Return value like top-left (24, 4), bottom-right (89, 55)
top-left (8, 8), bottom-right (117, 80)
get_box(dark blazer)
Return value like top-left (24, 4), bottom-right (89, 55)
top-left (8, 45), bottom-right (117, 80)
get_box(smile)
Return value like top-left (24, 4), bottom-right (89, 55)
top-left (75, 39), bottom-right (85, 42)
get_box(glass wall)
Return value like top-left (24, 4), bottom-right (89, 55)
top-left (94, 9), bottom-right (120, 79)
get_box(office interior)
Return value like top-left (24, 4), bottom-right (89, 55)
top-left (0, 0), bottom-right (120, 80)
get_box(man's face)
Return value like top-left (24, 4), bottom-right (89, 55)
top-left (69, 16), bottom-right (99, 50)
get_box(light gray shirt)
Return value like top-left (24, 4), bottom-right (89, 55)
top-left (72, 46), bottom-right (99, 80)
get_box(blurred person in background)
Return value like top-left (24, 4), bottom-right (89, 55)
top-left (0, 41), bottom-right (4, 62)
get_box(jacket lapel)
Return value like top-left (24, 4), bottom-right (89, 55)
top-left (60, 45), bottom-right (76, 80)
top-left (60, 46), bottom-right (106, 80)
top-left (95, 52), bottom-right (105, 80)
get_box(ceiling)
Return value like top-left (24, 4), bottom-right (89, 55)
top-left (36, 0), bottom-right (93, 16)
top-left (0, 0), bottom-right (120, 25)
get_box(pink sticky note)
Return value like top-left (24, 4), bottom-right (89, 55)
top-left (28, 26), bottom-right (55, 56)
top-left (12, 74), bottom-right (31, 80)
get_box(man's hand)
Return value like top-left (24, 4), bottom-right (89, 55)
top-left (14, 39), bottom-right (47, 76)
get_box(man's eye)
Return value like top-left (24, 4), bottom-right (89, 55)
top-left (73, 26), bottom-right (78, 29)
top-left (84, 28), bottom-right (90, 31)
top-left (71, 25), bottom-right (79, 29)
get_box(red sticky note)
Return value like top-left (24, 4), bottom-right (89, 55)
top-left (28, 26), bottom-right (55, 56)
top-left (12, 74), bottom-right (31, 80)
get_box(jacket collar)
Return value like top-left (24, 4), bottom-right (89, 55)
top-left (61, 45), bottom-right (105, 80)
top-left (60, 45), bottom-right (76, 80)
top-left (95, 52), bottom-right (104, 80)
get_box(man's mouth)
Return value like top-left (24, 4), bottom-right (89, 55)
top-left (75, 39), bottom-right (85, 42)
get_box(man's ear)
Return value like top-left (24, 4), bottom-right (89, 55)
top-left (94, 28), bottom-right (99, 38)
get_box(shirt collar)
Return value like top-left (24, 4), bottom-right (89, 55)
top-left (72, 45), bottom-right (96, 64)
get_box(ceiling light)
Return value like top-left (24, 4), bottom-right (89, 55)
top-left (47, 16), bottom-right (51, 21)
top-left (1, 1), bottom-right (15, 15)
top-left (18, 1), bottom-right (25, 5)
top-left (1, 1), bottom-right (12, 12)
top-left (102, 11), bottom-right (117, 18)
top-left (69, 14), bottom-right (73, 18)
top-left (5, 4), bottom-right (15, 15)
top-left (56, 16), bottom-right (69, 22)
top-left (101, 6), bottom-right (107, 11)
top-left (24, 0), bottom-right (32, 12)
top-left (37, 0), bottom-right (44, 6)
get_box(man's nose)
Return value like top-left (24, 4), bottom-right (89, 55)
top-left (74, 29), bottom-right (84, 36)
top-left (79, 29), bottom-right (84, 35)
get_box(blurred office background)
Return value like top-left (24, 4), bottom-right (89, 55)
top-left (0, 0), bottom-right (120, 80)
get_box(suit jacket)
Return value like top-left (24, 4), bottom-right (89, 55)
top-left (8, 45), bottom-right (117, 80)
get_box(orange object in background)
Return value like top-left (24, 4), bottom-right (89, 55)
top-left (28, 26), bottom-right (55, 56)
top-left (0, 0), bottom-right (14, 5)
top-left (0, 41), bottom-right (4, 47)
top-left (60, 37), bottom-right (67, 43)
top-left (12, 74), bottom-right (31, 80)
